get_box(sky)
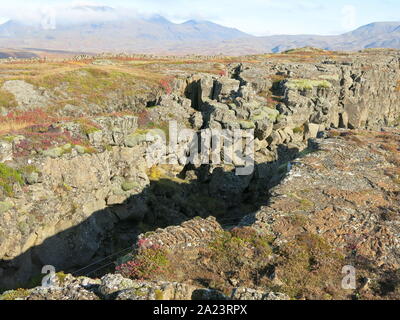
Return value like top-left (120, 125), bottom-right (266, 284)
top-left (0, 0), bottom-right (399, 36)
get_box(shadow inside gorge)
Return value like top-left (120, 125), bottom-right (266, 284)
top-left (0, 142), bottom-right (315, 291)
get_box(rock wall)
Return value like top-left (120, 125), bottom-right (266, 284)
top-left (184, 51), bottom-right (400, 139)
top-left (0, 143), bottom-right (151, 289)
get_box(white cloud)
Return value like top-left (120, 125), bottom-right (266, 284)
top-left (341, 4), bottom-right (357, 30)
top-left (1, 1), bottom-right (139, 27)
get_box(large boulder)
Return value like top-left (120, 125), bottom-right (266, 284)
top-left (213, 77), bottom-right (240, 102)
top-left (2, 80), bottom-right (50, 111)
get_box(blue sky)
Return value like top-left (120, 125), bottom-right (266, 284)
top-left (0, 0), bottom-right (399, 35)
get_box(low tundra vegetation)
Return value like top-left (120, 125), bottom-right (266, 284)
top-left (116, 243), bottom-right (170, 280)
top-left (0, 288), bottom-right (30, 300)
top-left (198, 228), bottom-right (345, 299)
top-left (115, 225), bottom-right (347, 300)
top-left (28, 68), bottom-right (155, 107)
top-left (0, 163), bottom-right (24, 197)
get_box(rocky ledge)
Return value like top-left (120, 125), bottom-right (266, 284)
top-left (0, 273), bottom-right (289, 301)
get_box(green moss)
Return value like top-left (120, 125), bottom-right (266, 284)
top-left (155, 289), bottom-right (164, 300)
top-left (293, 126), bottom-right (305, 134)
top-left (147, 166), bottom-right (189, 185)
top-left (286, 79), bottom-right (332, 90)
top-left (41, 143), bottom-right (80, 158)
top-left (276, 114), bottom-right (286, 122)
top-left (56, 272), bottom-right (68, 284)
top-left (41, 147), bottom-right (64, 158)
top-left (0, 135), bottom-right (16, 143)
top-left (0, 163), bottom-right (24, 197)
top-left (250, 107), bottom-right (279, 123)
top-left (0, 288), bottom-right (30, 300)
top-left (85, 126), bottom-right (101, 135)
top-left (251, 113), bottom-right (266, 122)
top-left (134, 288), bottom-right (148, 297)
top-left (239, 120), bottom-right (256, 130)
top-left (61, 183), bottom-right (73, 192)
top-left (104, 144), bottom-right (113, 152)
top-left (121, 181), bottom-right (140, 192)
top-left (78, 121), bottom-right (102, 136)
top-left (20, 165), bottom-right (40, 175)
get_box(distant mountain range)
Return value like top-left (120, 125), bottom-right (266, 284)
top-left (0, 5), bottom-right (399, 55)
top-left (239, 21), bottom-right (400, 53)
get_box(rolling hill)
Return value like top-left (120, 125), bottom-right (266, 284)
top-left (0, 5), bottom-right (399, 55)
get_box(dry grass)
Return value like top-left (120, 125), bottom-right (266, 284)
top-left (380, 142), bottom-right (399, 153)
top-left (0, 120), bottom-right (36, 134)
top-left (0, 88), bottom-right (17, 110)
top-left (0, 109), bottom-right (57, 135)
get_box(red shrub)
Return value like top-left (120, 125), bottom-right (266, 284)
top-left (159, 77), bottom-right (173, 95)
top-left (115, 244), bottom-right (169, 280)
top-left (218, 70), bottom-right (227, 77)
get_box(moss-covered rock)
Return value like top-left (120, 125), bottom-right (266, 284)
top-left (41, 147), bottom-right (64, 158)
top-left (286, 79), bottom-right (332, 90)
top-left (239, 120), bottom-right (256, 130)
top-left (125, 129), bottom-right (165, 148)
top-left (261, 107), bottom-right (280, 123)
top-left (121, 181), bottom-right (140, 192)
top-left (125, 132), bottom-right (147, 148)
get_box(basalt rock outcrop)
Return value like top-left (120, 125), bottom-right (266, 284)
top-left (0, 50), bottom-right (400, 298)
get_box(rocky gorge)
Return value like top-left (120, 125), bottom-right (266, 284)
top-left (0, 48), bottom-right (399, 300)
